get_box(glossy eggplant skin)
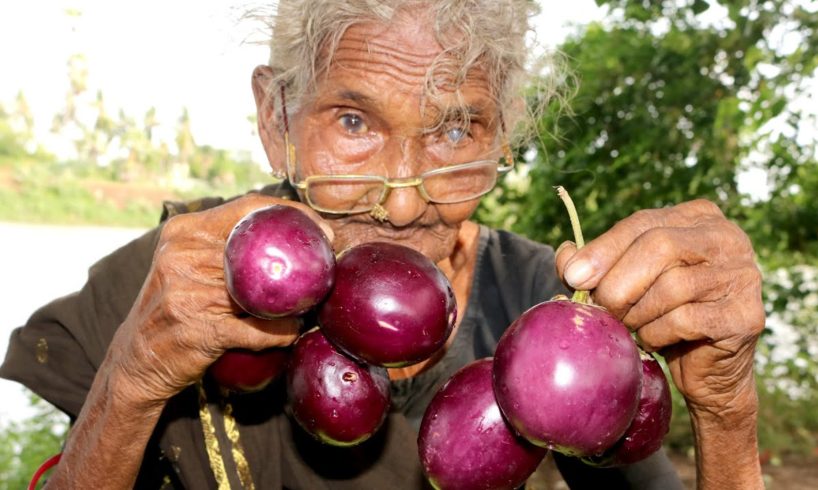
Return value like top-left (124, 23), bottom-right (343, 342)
top-left (493, 299), bottom-right (642, 457)
top-left (318, 241), bottom-right (456, 367)
top-left (584, 351), bottom-right (672, 467)
top-left (224, 204), bottom-right (335, 319)
top-left (287, 328), bottom-right (391, 447)
top-left (419, 358), bottom-right (548, 490)
top-left (208, 347), bottom-right (290, 393)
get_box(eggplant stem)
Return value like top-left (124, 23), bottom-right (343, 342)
top-left (556, 186), bottom-right (590, 304)
top-left (572, 290), bottom-right (590, 303)
top-left (556, 186), bottom-right (585, 249)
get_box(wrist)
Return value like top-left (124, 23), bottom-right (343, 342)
top-left (687, 383), bottom-right (763, 490)
top-left (685, 376), bottom-right (758, 430)
top-left (53, 356), bottom-right (165, 488)
top-left (100, 351), bottom-right (168, 416)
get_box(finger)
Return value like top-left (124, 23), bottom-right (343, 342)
top-left (593, 223), bottom-right (738, 320)
top-left (554, 241), bottom-right (577, 285)
top-left (622, 264), bottom-right (758, 328)
top-left (154, 243), bottom-right (226, 290)
top-left (620, 263), bottom-right (741, 328)
top-left (563, 199), bottom-right (725, 290)
top-left (633, 301), bottom-right (721, 353)
top-left (180, 311), bottom-right (301, 354)
top-left (634, 296), bottom-right (762, 354)
top-left (227, 194), bottom-right (335, 242)
top-left (168, 193), bottom-right (335, 244)
top-left (219, 315), bottom-right (302, 350)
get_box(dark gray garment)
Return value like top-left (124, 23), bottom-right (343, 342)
top-left (1, 184), bottom-right (682, 489)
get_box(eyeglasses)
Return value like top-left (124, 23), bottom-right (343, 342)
top-left (275, 84), bottom-right (515, 217)
top-left (285, 138), bottom-right (515, 216)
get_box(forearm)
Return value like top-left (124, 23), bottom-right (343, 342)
top-left (47, 361), bottom-right (164, 489)
top-left (688, 385), bottom-right (763, 490)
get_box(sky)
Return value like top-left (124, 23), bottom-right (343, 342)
top-left (0, 0), bottom-right (606, 164)
top-left (0, 1), bottom-right (278, 161)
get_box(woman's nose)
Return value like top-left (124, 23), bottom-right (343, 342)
top-left (380, 185), bottom-right (427, 227)
top-left (377, 137), bottom-right (428, 226)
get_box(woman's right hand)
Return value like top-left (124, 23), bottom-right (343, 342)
top-left (105, 194), bottom-right (334, 410)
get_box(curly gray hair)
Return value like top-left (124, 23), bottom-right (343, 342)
top-left (252, 0), bottom-right (562, 142)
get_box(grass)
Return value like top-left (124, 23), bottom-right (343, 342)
top-left (0, 157), bottom-right (273, 227)
top-left (0, 182), bottom-right (160, 227)
top-left (0, 162), bottom-right (219, 227)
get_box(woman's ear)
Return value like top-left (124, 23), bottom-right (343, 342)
top-left (252, 65), bottom-right (286, 178)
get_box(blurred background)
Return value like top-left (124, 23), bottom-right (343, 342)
top-left (0, 0), bottom-right (816, 488)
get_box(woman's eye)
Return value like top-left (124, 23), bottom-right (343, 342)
top-left (445, 126), bottom-right (469, 144)
top-left (339, 113), bottom-right (367, 134)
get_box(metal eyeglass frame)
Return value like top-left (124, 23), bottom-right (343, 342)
top-left (283, 131), bottom-right (516, 217)
top-left (276, 83), bottom-right (516, 219)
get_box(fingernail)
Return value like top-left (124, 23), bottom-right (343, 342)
top-left (555, 240), bottom-right (574, 257)
top-left (565, 259), bottom-right (593, 288)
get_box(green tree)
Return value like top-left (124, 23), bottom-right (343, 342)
top-left (0, 99), bottom-right (28, 160)
top-left (0, 393), bottom-right (68, 490)
top-left (477, 0), bottom-right (818, 457)
top-left (482, 0), bottom-right (817, 250)
top-left (0, 92), bottom-right (53, 163)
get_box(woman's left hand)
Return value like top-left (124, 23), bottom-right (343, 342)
top-left (554, 199), bottom-right (765, 419)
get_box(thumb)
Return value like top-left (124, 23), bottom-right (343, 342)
top-left (554, 241), bottom-right (578, 286)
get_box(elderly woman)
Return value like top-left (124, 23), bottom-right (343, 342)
top-left (1, 1), bottom-right (765, 489)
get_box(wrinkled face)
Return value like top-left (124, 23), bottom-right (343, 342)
top-left (287, 10), bottom-right (503, 262)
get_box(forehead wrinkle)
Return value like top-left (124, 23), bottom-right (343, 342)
top-left (329, 19), bottom-right (445, 91)
top-left (330, 50), bottom-right (493, 104)
top-left (318, 17), bottom-right (498, 131)
top-left (342, 31), bottom-right (441, 68)
top-left (332, 46), bottom-right (431, 90)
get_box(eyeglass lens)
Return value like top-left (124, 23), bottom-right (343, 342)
top-left (423, 161), bottom-right (498, 203)
top-left (305, 161), bottom-right (498, 213)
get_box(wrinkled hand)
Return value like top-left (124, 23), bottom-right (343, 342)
top-left (555, 199), bottom-right (764, 419)
top-left (107, 194), bottom-right (334, 409)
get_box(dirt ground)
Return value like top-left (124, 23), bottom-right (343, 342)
top-left (83, 179), bottom-right (182, 209)
top-left (525, 451), bottom-right (818, 489)
top-left (671, 452), bottom-right (818, 490)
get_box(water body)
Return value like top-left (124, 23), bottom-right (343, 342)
top-left (0, 222), bottom-right (147, 423)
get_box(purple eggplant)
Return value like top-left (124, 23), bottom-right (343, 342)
top-left (493, 299), bottom-right (642, 457)
top-left (287, 328), bottom-right (391, 446)
top-left (419, 358), bottom-right (548, 490)
top-left (584, 351), bottom-right (672, 466)
top-left (318, 241), bottom-right (456, 367)
top-left (224, 204), bottom-right (335, 318)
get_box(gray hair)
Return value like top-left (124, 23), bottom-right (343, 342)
top-left (250, 0), bottom-right (567, 143)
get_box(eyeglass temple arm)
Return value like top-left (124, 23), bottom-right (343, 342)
top-left (498, 140), bottom-right (515, 173)
top-left (498, 112), bottom-right (515, 173)
top-left (280, 84), bottom-right (303, 186)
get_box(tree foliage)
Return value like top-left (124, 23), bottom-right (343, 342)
top-left (481, 0), bottom-right (817, 256)
top-left (0, 394), bottom-right (68, 490)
